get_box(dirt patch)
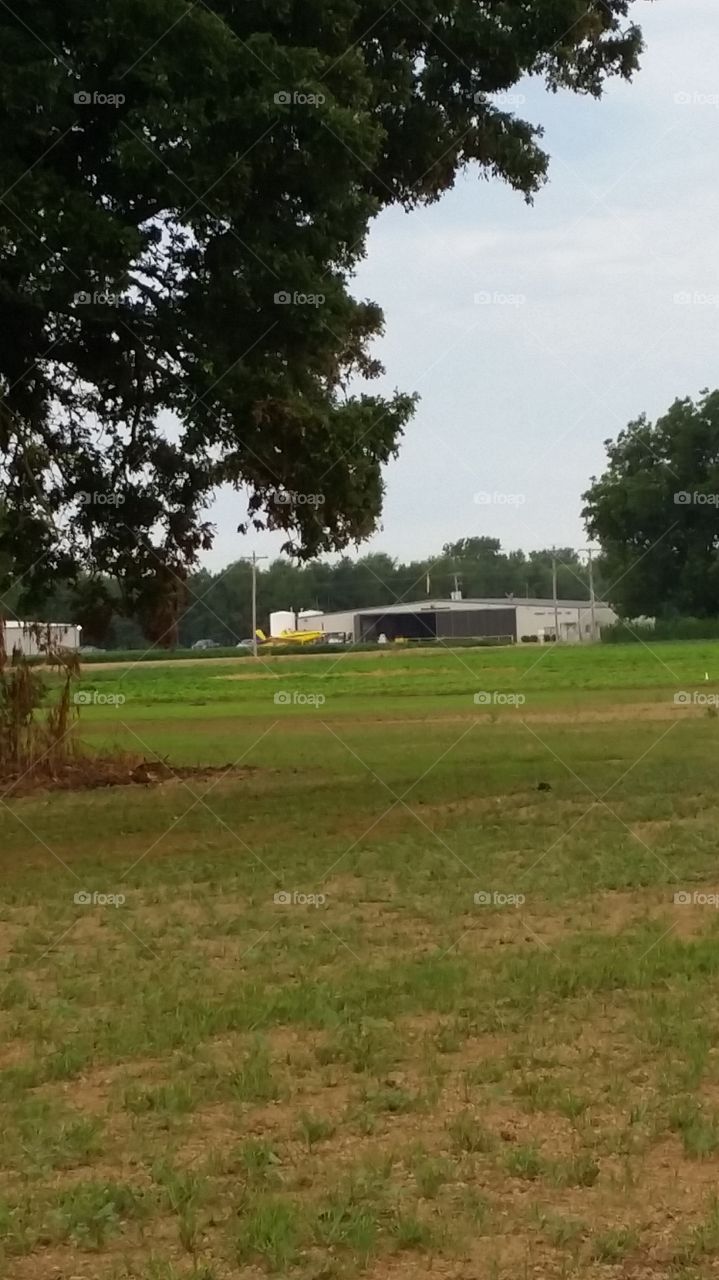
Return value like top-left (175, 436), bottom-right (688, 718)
top-left (0, 1040), bottom-right (33, 1069)
top-left (1, 757), bottom-right (262, 799)
top-left (212, 671), bottom-right (280, 681)
top-left (196, 703), bottom-right (692, 732)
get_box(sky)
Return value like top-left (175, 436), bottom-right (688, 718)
top-left (202, 0), bottom-right (719, 571)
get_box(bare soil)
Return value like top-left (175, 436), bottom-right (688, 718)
top-left (0, 756), bottom-right (261, 799)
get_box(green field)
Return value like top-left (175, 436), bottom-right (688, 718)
top-left (3, 641), bottom-right (719, 1279)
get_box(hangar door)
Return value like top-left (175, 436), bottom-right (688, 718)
top-left (358, 611), bottom-right (437, 641)
top-left (434, 608), bottom-right (516, 640)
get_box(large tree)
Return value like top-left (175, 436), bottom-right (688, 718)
top-left (583, 391), bottom-right (719, 618)
top-left (0, 1), bottom-right (643, 640)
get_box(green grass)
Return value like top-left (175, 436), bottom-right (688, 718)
top-left (40, 634), bottom-right (719, 716)
top-left (234, 1197), bottom-right (303, 1270)
top-left (448, 1113), bottom-right (496, 1155)
top-left (3, 641), bottom-right (719, 1277)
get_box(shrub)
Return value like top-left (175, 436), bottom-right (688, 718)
top-left (0, 623), bottom-right (80, 778)
top-left (602, 617), bottom-right (719, 644)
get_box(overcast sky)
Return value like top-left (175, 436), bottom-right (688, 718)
top-left (203, 0), bottom-right (718, 571)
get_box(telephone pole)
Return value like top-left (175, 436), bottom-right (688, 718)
top-left (587, 548), bottom-right (597, 643)
top-left (240, 552), bottom-right (268, 658)
top-left (552, 550), bottom-right (560, 643)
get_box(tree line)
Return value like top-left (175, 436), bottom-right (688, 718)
top-left (6, 386), bottom-right (719, 647)
top-left (2, 538), bottom-right (602, 650)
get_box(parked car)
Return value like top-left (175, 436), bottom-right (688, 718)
top-left (79, 645), bottom-right (105, 654)
top-left (191, 639), bottom-right (219, 651)
top-left (236, 638), bottom-right (256, 648)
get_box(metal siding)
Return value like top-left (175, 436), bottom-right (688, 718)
top-left (435, 608), bottom-right (516, 640)
top-left (358, 611), bottom-right (437, 641)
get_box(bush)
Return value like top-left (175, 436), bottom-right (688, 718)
top-left (602, 617), bottom-right (719, 644)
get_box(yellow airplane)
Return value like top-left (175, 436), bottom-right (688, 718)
top-left (256, 628), bottom-right (325, 647)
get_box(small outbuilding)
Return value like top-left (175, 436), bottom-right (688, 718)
top-left (1, 621), bottom-right (83, 656)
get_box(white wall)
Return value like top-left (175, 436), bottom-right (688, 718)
top-left (3, 622), bottom-right (82, 656)
top-left (269, 610), bottom-right (298, 637)
top-left (515, 604), bottom-right (617, 643)
top-left (294, 611), bottom-right (354, 635)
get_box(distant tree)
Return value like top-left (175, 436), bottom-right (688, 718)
top-left (0, 1), bottom-right (644, 641)
top-left (583, 391), bottom-right (719, 618)
top-left (525, 548), bottom-right (593, 601)
top-left (442, 538), bottom-right (502, 561)
top-left (106, 615), bottom-right (146, 651)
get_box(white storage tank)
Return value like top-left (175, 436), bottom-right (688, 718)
top-left (269, 610), bottom-right (297, 638)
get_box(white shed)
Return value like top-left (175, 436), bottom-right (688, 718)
top-left (2, 621), bottom-right (82, 656)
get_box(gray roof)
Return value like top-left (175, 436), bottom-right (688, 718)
top-left (355, 597), bottom-right (608, 615)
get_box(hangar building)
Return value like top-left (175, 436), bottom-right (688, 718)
top-left (297, 597), bottom-right (617, 644)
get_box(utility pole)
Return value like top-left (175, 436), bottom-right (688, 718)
top-left (552, 550), bottom-right (560, 644)
top-left (240, 552), bottom-right (268, 658)
top-left (588, 548), bottom-right (597, 643)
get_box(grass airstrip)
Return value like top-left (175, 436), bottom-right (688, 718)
top-left (2, 640), bottom-right (719, 1278)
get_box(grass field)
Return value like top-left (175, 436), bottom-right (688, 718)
top-left (3, 640), bottom-right (719, 1278)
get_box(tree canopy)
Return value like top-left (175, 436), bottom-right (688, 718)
top-left (0, 1), bottom-right (643, 641)
top-left (583, 390), bottom-right (719, 619)
top-left (28, 538), bottom-right (601, 649)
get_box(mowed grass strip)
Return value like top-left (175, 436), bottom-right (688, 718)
top-left (1, 644), bottom-right (719, 1277)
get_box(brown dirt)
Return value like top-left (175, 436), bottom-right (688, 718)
top-left (11, 989), bottom-right (719, 1280)
top-left (0, 757), bottom-right (262, 799)
top-left (369, 702), bottom-right (689, 726)
top-left (101, 704), bottom-right (700, 736)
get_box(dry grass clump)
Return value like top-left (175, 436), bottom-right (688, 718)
top-left (0, 622), bottom-right (81, 780)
